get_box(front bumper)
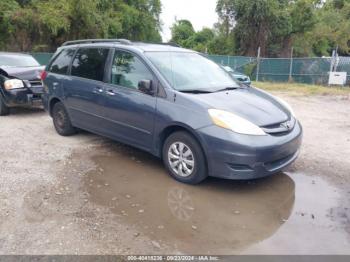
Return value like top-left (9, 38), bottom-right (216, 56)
top-left (197, 121), bottom-right (303, 180)
top-left (1, 86), bottom-right (44, 108)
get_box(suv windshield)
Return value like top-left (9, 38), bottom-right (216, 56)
top-left (0, 54), bottom-right (40, 67)
top-left (145, 52), bottom-right (239, 92)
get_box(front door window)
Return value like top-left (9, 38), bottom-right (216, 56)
top-left (111, 50), bottom-right (153, 89)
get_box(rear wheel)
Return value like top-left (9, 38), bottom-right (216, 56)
top-left (163, 131), bottom-right (208, 185)
top-left (52, 102), bottom-right (76, 136)
top-left (0, 96), bottom-right (9, 116)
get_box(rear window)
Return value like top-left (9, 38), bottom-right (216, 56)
top-left (71, 48), bottom-right (109, 82)
top-left (49, 49), bottom-right (75, 75)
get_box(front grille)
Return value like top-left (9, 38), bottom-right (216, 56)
top-left (29, 80), bottom-right (43, 87)
top-left (262, 117), bottom-right (296, 135)
top-left (23, 79), bottom-right (44, 94)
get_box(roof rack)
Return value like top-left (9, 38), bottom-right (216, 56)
top-left (62, 39), bottom-right (132, 46)
top-left (132, 41), bottom-right (181, 48)
top-left (158, 42), bottom-right (181, 48)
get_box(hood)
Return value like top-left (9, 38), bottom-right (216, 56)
top-left (0, 66), bottom-right (45, 81)
top-left (182, 87), bottom-right (290, 127)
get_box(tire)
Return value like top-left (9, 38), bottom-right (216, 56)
top-left (0, 96), bottom-right (9, 116)
top-left (52, 102), bottom-right (77, 136)
top-left (162, 131), bottom-right (208, 184)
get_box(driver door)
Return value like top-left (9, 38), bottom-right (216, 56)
top-left (102, 49), bottom-right (157, 151)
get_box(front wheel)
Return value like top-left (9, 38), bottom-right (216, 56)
top-left (0, 96), bottom-right (9, 116)
top-left (52, 102), bottom-right (77, 136)
top-left (163, 131), bottom-right (208, 185)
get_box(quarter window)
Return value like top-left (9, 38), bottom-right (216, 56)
top-left (49, 49), bottom-right (75, 75)
top-left (71, 48), bottom-right (109, 82)
top-left (111, 50), bottom-right (153, 89)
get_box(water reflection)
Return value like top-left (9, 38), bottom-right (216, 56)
top-left (168, 188), bottom-right (195, 221)
top-left (83, 143), bottom-right (295, 253)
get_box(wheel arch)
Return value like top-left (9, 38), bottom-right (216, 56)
top-left (48, 97), bottom-right (63, 117)
top-left (157, 123), bottom-right (209, 169)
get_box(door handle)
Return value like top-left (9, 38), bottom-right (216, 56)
top-left (106, 90), bottom-right (116, 96)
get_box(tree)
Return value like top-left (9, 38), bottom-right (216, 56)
top-left (170, 19), bottom-right (196, 46)
top-left (170, 20), bottom-right (233, 54)
top-left (269, 0), bottom-right (317, 57)
top-left (216, 0), bottom-right (282, 57)
top-left (293, 0), bottom-right (350, 56)
top-left (0, 0), bottom-right (162, 51)
top-left (216, 0), bottom-right (317, 57)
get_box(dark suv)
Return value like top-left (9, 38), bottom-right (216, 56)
top-left (42, 39), bottom-right (302, 184)
top-left (0, 52), bottom-right (44, 115)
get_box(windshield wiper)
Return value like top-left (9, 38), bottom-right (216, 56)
top-left (179, 89), bottom-right (213, 94)
top-left (214, 86), bottom-right (242, 92)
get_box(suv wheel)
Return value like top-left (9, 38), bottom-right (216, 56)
top-left (52, 102), bottom-right (76, 136)
top-left (163, 131), bottom-right (207, 184)
top-left (0, 96), bottom-right (9, 116)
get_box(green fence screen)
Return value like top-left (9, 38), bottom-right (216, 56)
top-left (207, 55), bottom-right (350, 85)
top-left (30, 53), bottom-right (53, 66)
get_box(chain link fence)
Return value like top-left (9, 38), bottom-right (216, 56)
top-left (29, 52), bottom-right (349, 86)
top-left (257, 57), bottom-right (333, 85)
top-left (207, 55), bottom-right (350, 86)
top-left (207, 55), bottom-right (256, 72)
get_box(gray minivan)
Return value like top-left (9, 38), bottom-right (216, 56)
top-left (42, 39), bottom-right (302, 184)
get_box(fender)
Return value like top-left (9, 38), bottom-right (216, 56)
top-left (0, 68), bottom-right (9, 77)
top-left (154, 121), bottom-right (210, 162)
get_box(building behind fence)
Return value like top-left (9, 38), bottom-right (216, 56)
top-left (30, 52), bottom-right (350, 86)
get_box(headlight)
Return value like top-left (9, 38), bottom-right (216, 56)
top-left (274, 96), bottom-right (295, 117)
top-left (4, 79), bottom-right (24, 90)
top-left (208, 109), bottom-right (266, 136)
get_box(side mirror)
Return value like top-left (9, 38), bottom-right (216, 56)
top-left (138, 80), bottom-right (154, 95)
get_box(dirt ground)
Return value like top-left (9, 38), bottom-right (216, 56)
top-left (0, 93), bottom-right (349, 255)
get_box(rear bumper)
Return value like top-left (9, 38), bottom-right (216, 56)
top-left (197, 121), bottom-right (303, 180)
top-left (1, 87), bottom-right (43, 108)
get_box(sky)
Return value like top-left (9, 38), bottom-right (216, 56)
top-left (160, 0), bottom-right (218, 42)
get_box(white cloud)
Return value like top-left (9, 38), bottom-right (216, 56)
top-left (160, 0), bottom-right (218, 42)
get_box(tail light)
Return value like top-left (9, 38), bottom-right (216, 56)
top-left (40, 71), bottom-right (48, 81)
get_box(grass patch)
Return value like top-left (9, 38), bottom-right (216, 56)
top-left (253, 81), bottom-right (350, 96)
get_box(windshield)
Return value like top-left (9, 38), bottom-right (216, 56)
top-left (145, 52), bottom-right (239, 91)
top-left (0, 54), bottom-right (40, 67)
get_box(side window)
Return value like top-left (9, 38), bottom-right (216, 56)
top-left (49, 49), bottom-right (75, 75)
top-left (111, 50), bottom-right (153, 89)
top-left (71, 48), bottom-right (109, 82)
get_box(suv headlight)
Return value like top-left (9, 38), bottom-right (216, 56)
top-left (4, 79), bottom-right (24, 90)
top-left (208, 109), bottom-right (266, 136)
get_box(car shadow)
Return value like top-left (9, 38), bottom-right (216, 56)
top-left (8, 107), bottom-right (45, 116)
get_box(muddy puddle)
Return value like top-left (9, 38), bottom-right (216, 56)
top-left (82, 144), bottom-right (350, 254)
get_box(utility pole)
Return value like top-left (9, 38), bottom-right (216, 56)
top-left (329, 50), bottom-right (335, 73)
top-left (328, 49), bottom-right (336, 87)
top-left (256, 47), bottom-right (261, 82)
top-left (288, 47), bottom-right (294, 82)
top-left (335, 45), bottom-right (339, 72)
